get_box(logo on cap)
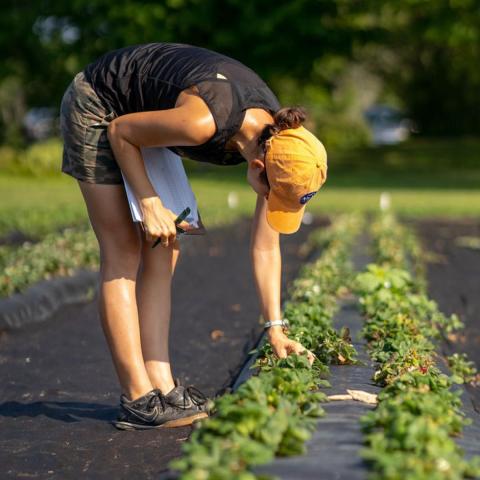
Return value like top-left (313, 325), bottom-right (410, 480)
top-left (299, 191), bottom-right (317, 205)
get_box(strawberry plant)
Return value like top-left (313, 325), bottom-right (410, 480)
top-left (447, 353), bottom-right (479, 386)
top-left (356, 213), bottom-right (480, 480)
top-left (1, 226), bottom-right (99, 297)
top-left (170, 214), bottom-right (363, 479)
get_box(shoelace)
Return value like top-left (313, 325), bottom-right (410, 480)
top-left (184, 385), bottom-right (208, 407)
top-left (152, 385), bottom-right (208, 410)
top-left (151, 389), bottom-right (168, 412)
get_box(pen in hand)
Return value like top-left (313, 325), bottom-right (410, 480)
top-left (151, 207), bottom-right (191, 249)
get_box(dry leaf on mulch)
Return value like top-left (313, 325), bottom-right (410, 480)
top-left (347, 389), bottom-right (378, 404)
top-left (210, 329), bottom-right (225, 341)
top-left (328, 390), bottom-right (378, 405)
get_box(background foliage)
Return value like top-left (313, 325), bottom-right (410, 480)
top-left (1, 0), bottom-right (480, 146)
top-left (0, 0), bottom-right (479, 244)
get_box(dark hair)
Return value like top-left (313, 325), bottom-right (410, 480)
top-left (258, 107), bottom-right (307, 151)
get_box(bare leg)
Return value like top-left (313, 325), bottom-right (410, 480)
top-left (77, 180), bottom-right (153, 400)
top-left (136, 236), bottom-right (180, 394)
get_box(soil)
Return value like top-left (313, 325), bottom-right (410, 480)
top-left (0, 217), bottom-right (326, 480)
top-left (2, 215), bottom-right (477, 479)
top-left (413, 217), bottom-right (480, 412)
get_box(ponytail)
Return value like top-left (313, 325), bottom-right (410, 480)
top-left (258, 107), bottom-right (307, 150)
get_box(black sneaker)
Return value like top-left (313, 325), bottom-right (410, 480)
top-left (163, 378), bottom-right (211, 418)
top-left (112, 387), bottom-right (209, 431)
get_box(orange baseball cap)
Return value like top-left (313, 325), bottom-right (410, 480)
top-left (264, 126), bottom-right (327, 234)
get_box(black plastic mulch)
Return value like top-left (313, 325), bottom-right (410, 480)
top-left (2, 218), bottom-right (478, 480)
top-left (255, 298), bottom-right (380, 480)
top-left (0, 218), bottom-right (322, 480)
top-left (254, 230), bottom-right (480, 479)
top-left (254, 238), bottom-right (378, 479)
top-left (413, 218), bottom-right (480, 412)
top-left (412, 218), bottom-right (480, 457)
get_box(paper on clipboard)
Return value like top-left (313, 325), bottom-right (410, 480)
top-left (121, 147), bottom-right (205, 235)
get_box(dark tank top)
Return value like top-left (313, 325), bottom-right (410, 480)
top-left (83, 43), bottom-right (281, 166)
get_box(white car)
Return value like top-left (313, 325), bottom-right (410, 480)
top-left (364, 105), bottom-right (414, 146)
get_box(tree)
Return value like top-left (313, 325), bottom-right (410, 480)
top-left (1, 0), bottom-right (479, 142)
top-left (361, 0), bottom-right (480, 135)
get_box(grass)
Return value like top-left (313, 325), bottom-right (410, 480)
top-left (0, 175), bottom-right (89, 239)
top-left (186, 155), bottom-right (480, 218)
top-left (0, 172), bottom-right (255, 240)
top-left (2, 172), bottom-right (478, 242)
top-left (0, 137), bottom-right (479, 240)
top-left (188, 166), bottom-right (480, 218)
top-left (332, 137), bottom-right (480, 173)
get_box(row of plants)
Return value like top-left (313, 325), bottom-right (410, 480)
top-left (170, 214), bottom-right (363, 479)
top-left (355, 213), bottom-right (479, 479)
top-left (0, 202), bottom-right (89, 241)
top-left (0, 226), bottom-right (98, 297)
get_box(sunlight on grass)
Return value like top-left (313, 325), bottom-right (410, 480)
top-left (309, 188), bottom-right (480, 217)
top-left (0, 175), bottom-right (88, 238)
top-left (0, 165), bottom-right (478, 240)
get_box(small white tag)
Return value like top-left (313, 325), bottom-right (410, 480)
top-left (216, 73), bottom-right (227, 79)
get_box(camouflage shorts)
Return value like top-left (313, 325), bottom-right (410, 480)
top-left (60, 71), bottom-right (123, 184)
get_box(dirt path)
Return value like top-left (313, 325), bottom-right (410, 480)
top-left (0, 218), bottom-right (324, 479)
top-left (413, 218), bottom-right (480, 411)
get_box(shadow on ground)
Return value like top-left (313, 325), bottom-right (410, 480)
top-left (0, 217), bottom-right (323, 479)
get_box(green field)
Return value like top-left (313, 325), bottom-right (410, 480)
top-left (1, 172), bottom-right (479, 240)
top-left (0, 138), bottom-right (479, 239)
top-left (1, 138), bottom-right (479, 297)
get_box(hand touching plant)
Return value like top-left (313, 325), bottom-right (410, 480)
top-left (267, 326), bottom-right (316, 365)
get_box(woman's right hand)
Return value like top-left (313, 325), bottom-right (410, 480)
top-left (268, 327), bottom-right (316, 365)
top-left (140, 196), bottom-right (189, 247)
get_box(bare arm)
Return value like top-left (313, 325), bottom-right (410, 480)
top-left (250, 194), bottom-right (282, 325)
top-left (106, 92), bottom-right (215, 245)
top-left (250, 195), bottom-right (314, 363)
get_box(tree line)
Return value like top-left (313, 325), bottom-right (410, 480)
top-left (1, 0), bottom-right (479, 145)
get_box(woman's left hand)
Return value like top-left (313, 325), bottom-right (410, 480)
top-left (267, 327), bottom-right (316, 365)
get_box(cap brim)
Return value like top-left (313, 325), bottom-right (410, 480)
top-left (266, 190), bottom-right (305, 234)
